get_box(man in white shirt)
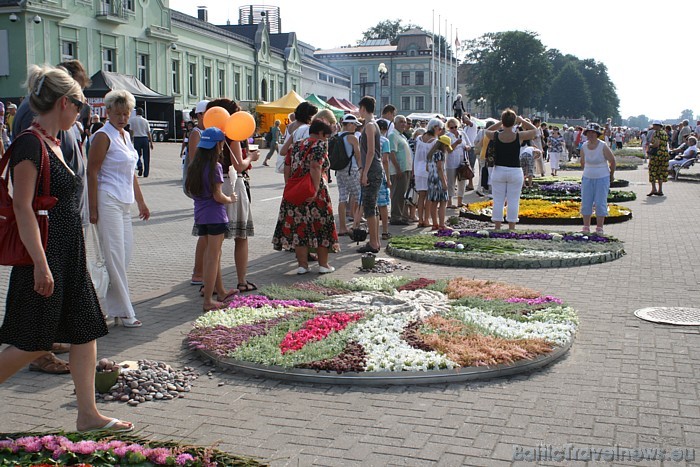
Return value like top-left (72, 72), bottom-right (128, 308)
top-left (461, 115), bottom-right (478, 189)
top-left (129, 107), bottom-right (154, 177)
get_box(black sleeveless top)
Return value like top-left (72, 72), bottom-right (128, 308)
top-left (493, 131), bottom-right (521, 168)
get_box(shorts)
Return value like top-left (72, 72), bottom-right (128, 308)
top-left (196, 223), bottom-right (230, 236)
top-left (377, 177), bottom-right (390, 207)
top-left (336, 165), bottom-right (361, 204)
top-left (361, 162), bottom-right (383, 218)
top-left (520, 154), bottom-right (534, 177)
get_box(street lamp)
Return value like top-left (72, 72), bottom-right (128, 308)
top-left (477, 97), bottom-right (486, 118)
top-left (445, 86), bottom-right (450, 116)
top-left (378, 62), bottom-right (388, 107)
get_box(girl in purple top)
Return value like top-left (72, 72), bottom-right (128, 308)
top-left (185, 127), bottom-right (238, 311)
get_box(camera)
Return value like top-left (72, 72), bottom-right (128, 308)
top-left (33, 15), bottom-right (42, 24)
top-left (9, 13), bottom-right (19, 22)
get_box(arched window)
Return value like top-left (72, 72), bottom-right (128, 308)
top-left (261, 79), bottom-right (268, 101)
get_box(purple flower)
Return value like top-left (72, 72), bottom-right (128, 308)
top-left (176, 452), bottom-right (196, 465)
top-left (147, 447), bottom-right (173, 464)
top-left (506, 295), bottom-right (563, 305)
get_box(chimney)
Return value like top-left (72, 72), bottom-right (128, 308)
top-left (197, 6), bottom-right (208, 22)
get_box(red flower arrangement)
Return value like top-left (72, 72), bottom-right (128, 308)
top-left (279, 312), bottom-right (364, 354)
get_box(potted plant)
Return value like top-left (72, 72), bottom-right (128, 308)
top-left (361, 252), bottom-right (376, 270)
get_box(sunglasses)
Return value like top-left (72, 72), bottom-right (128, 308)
top-left (448, 126), bottom-right (457, 129)
top-left (67, 95), bottom-right (84, 112)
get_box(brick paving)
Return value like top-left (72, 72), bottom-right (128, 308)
top-left (1, 145), bottom-right (699, 466)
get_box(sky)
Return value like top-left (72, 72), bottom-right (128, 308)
top-left (169, 1), bottom-right (698, 122)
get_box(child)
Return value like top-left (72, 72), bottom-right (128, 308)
top-left (376, 119), bottom-right (392, 240)
top-left (548, 127), bottom-right (564, 176)
top-left (426, 134), bottom-right (451, 230)
top-left (185, 127), bottom-right (238, 312)
top-left (519, 140), bottom-right (541, 188)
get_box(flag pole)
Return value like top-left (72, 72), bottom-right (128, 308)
top-left (431, 10), bottom-right (435, 113)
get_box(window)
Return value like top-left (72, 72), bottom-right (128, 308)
top-left (203, 66), bottom-right (211, 97)
top-left (246, 75), bottom-right (253, 100)
top-left (359, 72), bottom-right (367, 83)
top-left (102, 48), bottom-right (115, 72)
top-left (401, 72), bottom-right (410, 86)
top-left (61, 41), bottom-right (75, 61)
top-left (319, 72), bottom-right (329, 82)
top-left (124, 0), bottom-right (134, 11)
top-left (171, 60), bottom-right (181, 94)
top-left (137, 54), bottom-right (148, 86)
top-left (415, 71), bottom-right (424, 86)
top-left (278, 80), bottom-right (283, 98)
top-left (218, 69), bottom-right (225, 97)
top-left (188, 63), bottom-right (196, 95)
top-left (234, 72), bottom-right (241, 100)
top-left (401, 96), bottom-right (410, 111)
top-left (269, 80), bottom-right (275, 101)
top-left (415, 96), bottom-right (424, 110)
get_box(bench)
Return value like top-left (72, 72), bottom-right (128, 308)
top-left (672, 157), bottom-right (699, 180)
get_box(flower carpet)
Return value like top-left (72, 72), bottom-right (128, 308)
top-left (559, 161), bottom-right (638, 171)
top-left (532, 176), bottom-right (629, 188)
top-left (187, 277), bottom-right (578, 384)
top-left (461, 199), bottom-right (633, 225)
top-left (521, 182), bottom-right (636, 203)
top-left (387, 226), bottom-right (625, 268)
top-left (0, 431), bottom-right (262, 466)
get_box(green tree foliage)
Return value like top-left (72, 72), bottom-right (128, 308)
top-left (679, 109), bottom-right (694, 121)
top-left (359, 19), bottom-right (452, 55)
top-left (548, 63), bottom-right (590, 118)
top-left (578, 59), bottom-right (619, 122)
top-left (624, 115), bottom-right (650, 129)
top-left (464, 31), bottom-right (550, 114)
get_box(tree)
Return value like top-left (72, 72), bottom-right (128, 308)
top-left (359, 19), bottom-right (418, 46)
top-left (548, 63), bottom-right (590, 118)
top-left (578, 59), bottom-right (619, 122)
top-left (464, 31), bottom-right (551, 114)
top-left (624, 115), bottom-right (650, 129)
top-left (679, 109), bottom-right (694, 121)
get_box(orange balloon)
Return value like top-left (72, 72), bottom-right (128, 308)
top-left (203, 106), bottom-right (230, 130)
top-left (224, 112), bottom-right (256, 141)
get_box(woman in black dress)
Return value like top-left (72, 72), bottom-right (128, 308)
top-left (0, 65), bottom-right (132, 433)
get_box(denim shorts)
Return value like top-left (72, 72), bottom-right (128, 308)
top-left (196, 223), bottom-right (230, 236)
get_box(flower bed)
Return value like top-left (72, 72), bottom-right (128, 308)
top-left (0, 431), bottom-right (262, 466)
top-left (188, 277), bottom-right (578, 384)
top-left (386, 227), bottom-right (625, 268)
top-left (521, 183), bottom-right (636, 202)
top-left (460, 199), bottom-right (632, 225)
top-left (559, 161), bottom-right (638, 171)
top-left (533, 176), bottom-right (629, 188)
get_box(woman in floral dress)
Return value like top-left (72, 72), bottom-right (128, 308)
top-left (426, 135), bottom-right (451, 230)
top-left (647, 120), bottom-right (669, 196)
top-left (272, 119), bottom-right (339, 274)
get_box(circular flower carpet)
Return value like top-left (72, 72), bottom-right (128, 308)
top-left (521, 182), bottom-right (636, 203)
top-left (386, 226), bottom-right (625, 268)
top-left (533, 176), bottom-right (630, 188)
top-left (461, 199), bottom-right (633, 225)
top-left (188, 277), bottom-right (577, 385)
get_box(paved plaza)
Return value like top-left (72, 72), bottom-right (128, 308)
top-left (1, 143), bottom-right (699, 466)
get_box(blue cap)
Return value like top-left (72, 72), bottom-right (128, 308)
top-left (197, 127), bottom-right (225, 149)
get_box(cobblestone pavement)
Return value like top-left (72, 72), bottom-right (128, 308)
top-left (1, 145), bottom-right (699, 466)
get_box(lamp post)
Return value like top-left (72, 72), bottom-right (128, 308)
top-left (445, 86), bottom-right (450, 116)
top-left (378, 62), bottom-right (388, 108)
top-left (477, 97), bottom-right (486, 118)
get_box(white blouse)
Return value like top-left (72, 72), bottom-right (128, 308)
top-left (95, 122), bottom-right (138, 204)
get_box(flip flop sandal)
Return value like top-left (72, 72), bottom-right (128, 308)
top-left (29, 353), bottom-right (70, 374)
top-left (202, 301), bottom-right (228, 312)
top-left (237, 281), bottom-right (258, 293)
top-left (217, 289), bottom-right (240, 302)
top-left (80, 418), bottom-right (134, 433)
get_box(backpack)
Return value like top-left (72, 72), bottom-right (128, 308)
top-left (328, 133), bottom-right (352, 171)
top-left (264, 131), bottom-right (272, 144)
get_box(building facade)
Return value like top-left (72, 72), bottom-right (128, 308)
top-left (314, 29), bottom-right (457, 116)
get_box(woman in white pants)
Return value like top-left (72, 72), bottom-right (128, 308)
top-left (87, 90), bottom-right (150, 327)
top-left (483, 110), bottom-right (538, 230)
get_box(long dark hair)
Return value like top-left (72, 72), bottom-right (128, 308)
top-left (185, 145), bottom-right (221, 197)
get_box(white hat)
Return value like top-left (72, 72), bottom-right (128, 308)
top-left (652, 119), bottom-right (663, 126)
top-left (341, 114), bottom-right (361, 125)
top-left (584, 122), bottom-right (603, 135)
top-left (195, 100), bottom-right (210, 114)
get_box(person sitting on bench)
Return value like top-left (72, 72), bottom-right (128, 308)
top-left (668, 136), bottom-right (698, 171)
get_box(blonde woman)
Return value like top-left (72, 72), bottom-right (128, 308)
top-left (87, 90), bottom-right (150, 327)
top-left (0, 65), bottom-right (132, 433)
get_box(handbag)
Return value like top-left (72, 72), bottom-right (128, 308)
top-left (404, 178), bottom-right (418, 207)
top-left (87, 224), bottom-right (110, 299)
top-left (0, 130), bottom-right (58, 266)
top-left (275, 153), bottom-right (285, 174)
top-left (282, 144), bottom-right (316, 205)
top-left (456, 156), bottom-right (474, 181)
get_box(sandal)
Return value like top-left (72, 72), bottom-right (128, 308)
top-left (202, 301), bottom-right (228, 312)
top-left (29, 353), bottom-right (70, 374)
top-left (79, 418), bottom-right (134, 434)
top-left (381, 232), bottom-right (392, 240)
top-left (190, 276), bottom-right (203, 286)
top-left (237, 281), bottom-right (258, 293)
top-left (646, 191), bottom-right (657, 197)
top-left (217, 289), bottom-right (240, 302)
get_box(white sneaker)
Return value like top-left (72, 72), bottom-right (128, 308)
top-left (318, 266), bottom-right (335, 274)
top-left (296, 267), bottom-right (310, 275)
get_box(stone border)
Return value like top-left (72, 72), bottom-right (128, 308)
top-left (559, 163), bottom-right (638, 171)
top-left (460, 210), bottom-right (633, 225)
top-left (196, 339), bottom-right (573, 386)
top-left (386, 243), bottom-right (625, 269)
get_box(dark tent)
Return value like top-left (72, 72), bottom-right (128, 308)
top-left (84, 71), bottom-right (176, 140)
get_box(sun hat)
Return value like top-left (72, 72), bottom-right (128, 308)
top-left (195, 100), bottom-right (210, 114)
top-left (651, 119), bottom-right (663, 126)
top-left (197, 127), bottom-right (225, 149)
top-left (583, 122), bottom-right (603, 135)
top-left (7, 103), bottom-right (17, 110)
top-left (437, 134), bottom-right (453, 152)
top-left (341, 114), bottom-right (361, 126)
